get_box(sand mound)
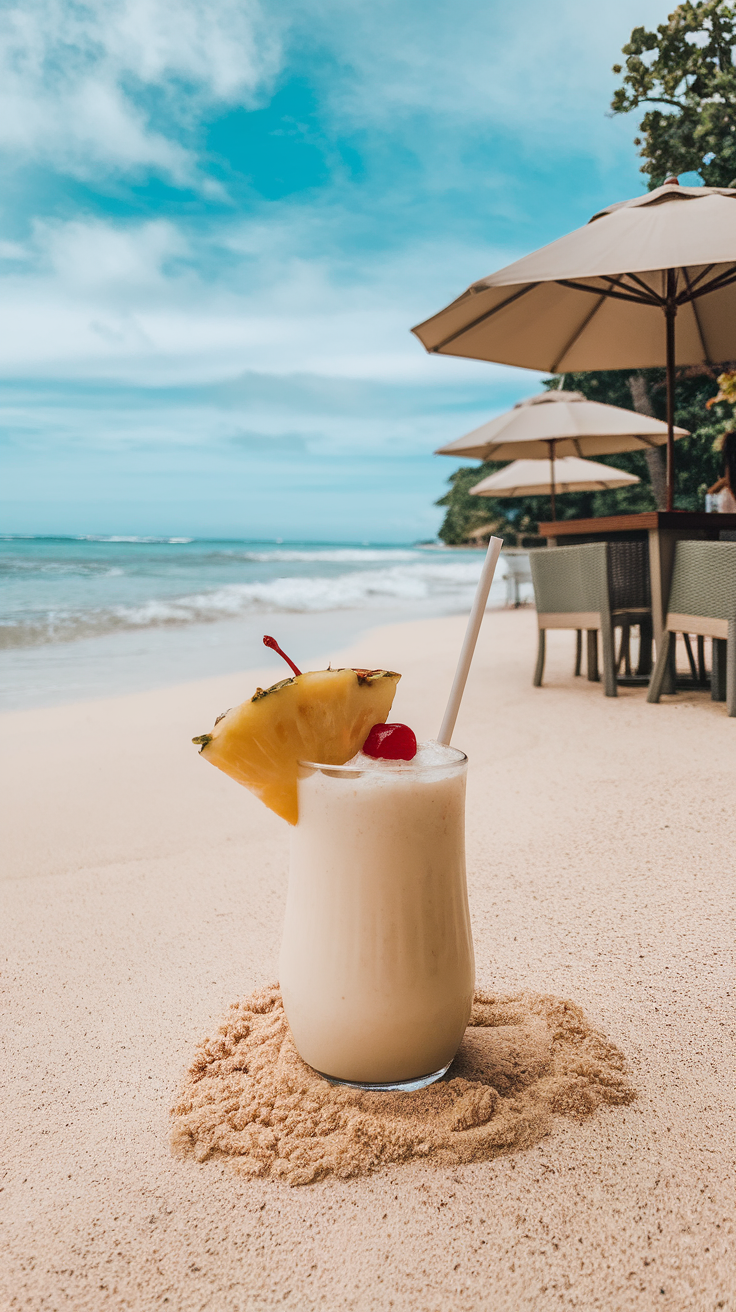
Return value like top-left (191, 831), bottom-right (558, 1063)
top-left (170, 986), bottom-right (632, 1186)
top-left (170, 986), bottom-right (635, 1186)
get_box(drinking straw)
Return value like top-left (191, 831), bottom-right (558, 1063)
top-left (437, 536), bottom-right (503, 745)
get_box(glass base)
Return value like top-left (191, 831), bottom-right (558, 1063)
top-left (314, 1061), bottom-right (452, 1092)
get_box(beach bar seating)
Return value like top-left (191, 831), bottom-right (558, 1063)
top-left (529, 542), bottom-right (652, 697)
top-left (647, 540), bottom-right (736, 716)
top-left (502, 550), bottom-right (533, 608)
top-left (537, 511), bottom-right (736, 653)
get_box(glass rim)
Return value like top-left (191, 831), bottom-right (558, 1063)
top-left (298, 744), bottom-right (467, 774)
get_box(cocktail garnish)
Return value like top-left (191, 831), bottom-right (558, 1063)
top-left (192, 668), bottom-right (400, 823)
top-left (362, 723), bottom-right (417, 760)
top-left (263, 635), bottom-right (302, 677)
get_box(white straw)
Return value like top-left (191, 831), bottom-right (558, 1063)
top-left (437, 535), bottom-right (503, 746)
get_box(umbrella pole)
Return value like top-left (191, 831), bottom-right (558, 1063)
top-left (665, 269), bottom-right (677, 512)
top-left (548, 440), bottom-right (557, 520)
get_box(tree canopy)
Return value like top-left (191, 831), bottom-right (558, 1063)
top-left (611, 2), bottom-right (736, 188)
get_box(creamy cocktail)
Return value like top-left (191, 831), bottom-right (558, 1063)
top-left (192, 600), bottom-right (503, 1091)
top-left (279, 742), bottom-right (474, 1088)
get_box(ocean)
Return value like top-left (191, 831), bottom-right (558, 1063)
top-left (0, 536), bottom-right (530, 710)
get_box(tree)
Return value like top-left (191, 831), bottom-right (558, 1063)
top-left (611, 2), bottom-right (736, 189)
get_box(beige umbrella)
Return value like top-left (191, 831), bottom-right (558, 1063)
top-left (436, 388), bottom-right (685, 517)
top-left (470, 456), bottom-right (640, 502)
top-left (436, 389), bottom-right (689, 459)
top-left (413, 181), bottom-right (736, 509)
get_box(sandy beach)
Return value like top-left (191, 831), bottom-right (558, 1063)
top-left (2, 608), bottom-right (734, 1311)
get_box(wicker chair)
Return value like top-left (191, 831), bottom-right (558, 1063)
top-left (529, 542), bottom-right (653, 698)
top-left (647, 540), bottom-right (736, 716)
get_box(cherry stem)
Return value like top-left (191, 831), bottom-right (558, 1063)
top-left (263, 635), bottom-right (302, 677)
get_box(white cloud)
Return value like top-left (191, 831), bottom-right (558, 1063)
top-left (0, 0), bottom-right (669, 188)
top-left (0, 0), bottom-right (283, 182)
top-left (0, 212), bottom-right (531, 389)
top-left (36, 217), bottom-right (188, 289)
top-left (0, 239), bottom-right (28, 260)
top-left (287, 0), bottom-right (668, 154)
top-left (0, 0), bottom-right (664, 483)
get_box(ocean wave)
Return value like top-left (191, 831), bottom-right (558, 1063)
top-left (214, 548), bottom-right (423, 563)
top-left (0, 559), bottom-right (125, 577)
top-left (74, 535), bottom-right (195, 544)
top-left (0, 560), bottom-right (495, 649)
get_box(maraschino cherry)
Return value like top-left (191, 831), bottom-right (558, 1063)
top-left (362, 722), bottom-right (418, 760)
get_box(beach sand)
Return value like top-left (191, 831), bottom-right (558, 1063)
top-left (2, 610), bottom-right (734, 1311)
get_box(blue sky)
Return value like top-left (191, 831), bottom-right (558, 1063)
top-left (1, 0), bottom-right (676, 541)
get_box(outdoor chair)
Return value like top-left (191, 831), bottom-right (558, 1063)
top-left (529, 541), bottom-right (653, 698)
top-left (647, 539), bottom-right (736, 716)
top-left (502, 550), bottom-right (533, 608)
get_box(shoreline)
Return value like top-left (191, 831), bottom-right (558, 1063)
top-left (0, 605), bottom-right (401, 713)
top-left (0, 600), bottom-right (490, 714)
top-left (3, 609), bottom-right (733, 1310)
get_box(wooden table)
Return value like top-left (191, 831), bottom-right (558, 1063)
top-left (537, 511), bottom-right (736, 648)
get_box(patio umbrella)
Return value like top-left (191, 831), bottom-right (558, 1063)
top-left (413, 181), bottom-right (736, 510)
top-left (436, 389), bottom-right (689, 459)
top-left (470, 456), bottom-right (640, 506)
top-left (436, 388), bottom-right (687, 515)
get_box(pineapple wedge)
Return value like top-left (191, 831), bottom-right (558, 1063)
top-left (193, 667), bottom-right (400, 824)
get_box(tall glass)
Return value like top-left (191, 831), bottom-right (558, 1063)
top-left (279, 745), bottom-right (474, 1090)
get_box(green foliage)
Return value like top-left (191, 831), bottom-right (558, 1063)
top-left (611, 2), bottom-right (736, 188)
top-left (435, 370), bottom-right (728, 545)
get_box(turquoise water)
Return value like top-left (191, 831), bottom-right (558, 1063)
top-left (1, 536), bottom-right (532, 710)
top-left (1, 536), bottom-right (491, 649)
